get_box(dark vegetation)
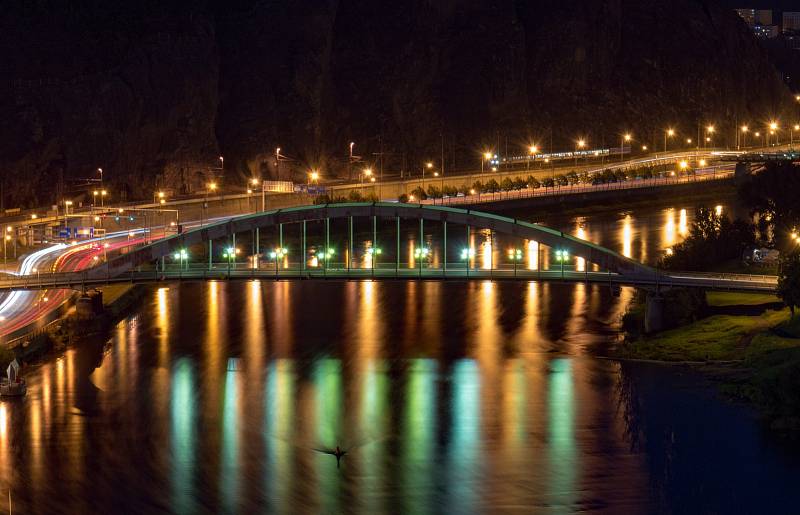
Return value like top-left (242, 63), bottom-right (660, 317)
top-left (660, 207), bottom-right (754, 272)
top-left (0, 1), bottom-right (795, 206)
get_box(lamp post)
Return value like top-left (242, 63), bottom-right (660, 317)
top-left (268, 247), bottom-right (288, 279)
top-left (173, 249), bottom-right (189, 271)
top-left (528, 145), bottom-right (538, 170)
top-left (705, 125), bottom-right (715, 149)
top-left (482, 152), bottom-right (492, 175)
top-left (422, 162), bottom-right (432, 192)
top-left (508, 247), bottom-right (522, 277)
top-left (792, 124), bottom-right (800, 149)
top-left (555, 249), bottom-right (569, 278)
top-left (621, 134), bottom-right (631, 162)
top-left (222, 246), bottom-right (239, 273)
top-left (414, 247), bottom-right (429, 277)
top-left (664, 128), bottom-right (675, 153)
top-left (739, 125), bottom-right (748, 150)
top-left (367, 246), bottom-right (382, 273)
top-left (461, 247), bottom-right (474, 278)
top-left (2, 234), bottom-right (9, 267)
top-left (768, 121), bottom-right (779, 146)
top-left (575, 139), bottom-right (586, 167)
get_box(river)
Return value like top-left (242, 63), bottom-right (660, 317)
top-left (3, 197), bottom-right (800, 513)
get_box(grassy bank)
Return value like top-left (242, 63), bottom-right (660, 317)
top-left (617, 291), bottom-right (800, 426)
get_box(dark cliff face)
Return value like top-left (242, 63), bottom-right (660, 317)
top-left (0, 0), bottom-right (795, 206)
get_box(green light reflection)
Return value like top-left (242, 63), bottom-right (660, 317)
top-left (547, 358), bottom-right (577, 513)
top-left (170, 358), bottom-right (196, 514)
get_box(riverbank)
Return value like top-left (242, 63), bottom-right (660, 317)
top-left (615, 291), bottom-right (800, 428)
top-left (6, 283), bottom-right (151, 371)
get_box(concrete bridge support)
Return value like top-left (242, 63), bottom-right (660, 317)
top-left (644, 291), bottom-right (664, 334)
top-left (734, 162), bottom-right (751, 183)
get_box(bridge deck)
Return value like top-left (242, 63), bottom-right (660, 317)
top-left (0, 267), bottom-right (778, 293)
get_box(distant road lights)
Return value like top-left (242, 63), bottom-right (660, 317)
top-left (30, 214), bottom-right (37, 220)
top-left (208, 182), bottom-right (217, 192)
top-left (529, 145), bottom-right (538, 154)
top-left (250, 178), bottom-right (259, 186)
top-left (94, 216), bottom-right (100, 222)
top-left (699, 159), bottom-right (707, 167)
top-left (679, 160), bottom-right (689, 170)
top-left (686, 138), bottom-right (692, 145)
top-left (641, 145), bottom-right (648, 151)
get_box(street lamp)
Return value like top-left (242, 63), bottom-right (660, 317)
top-left (739, 125), bottom-right (749, 149)
top-left (621, 134), bottom-right (631, 161)
top-left (422, 162), bottom-right (433, 190)
top-left (664, 128), bottom-right (675, 152)
top-left (575, 139), bottom-right (586, 166)
top-left (482, 151), bottom-right (492, 174)
top-left (173, 249), bottom-right (189, 270)
top-left (366, 246), bottom-right (382, 271)
top-left (554, 249), bottom-right (569, 277)
top-left (768, 121), bottom-right (779, 146)
top-left (792, 124), bottom-right (800, 148)
top-left (414, 246), bottom-right (429, 276)
top-left (222, 246), bottom-right (240, 272)
top-left (528, 144), bottom-right (538, 170)
top-left (2, 234), bottom-right (10, 267)
top-left (705, 125), bottom-right (715, 149)
top-left (268, 247), bottom-right (288, 278)
top-left (461, 247), bottom-right (475, 278)
top-left (508, 247), bottom-right (523, 277)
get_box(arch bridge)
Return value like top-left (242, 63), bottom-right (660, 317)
top-left (0, 203), bottom-right (776, 295)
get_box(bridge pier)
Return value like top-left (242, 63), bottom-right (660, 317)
top-left (734, 162), bottom-right (751, 183)
top-left (644, 291), bottom-right (664, 334)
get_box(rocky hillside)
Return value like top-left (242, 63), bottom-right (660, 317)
top-left (0, 0), bottom-right (794, 206)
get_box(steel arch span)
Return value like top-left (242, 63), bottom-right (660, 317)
top-left (87, 202), bottom-right (654, 280)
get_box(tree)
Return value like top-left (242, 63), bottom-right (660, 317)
top-left (778, 252), bottom-right (800, 318)
top-left (527, 176), bottom-right (540, 189)
top-left (661, 207), bottom-right (755, 271)
top-left (410, 187), bottom-right (427, 200)
top-left (739, 162), bottom-right (800, 248)
top-left (500, 177), bottom-right (514, 191)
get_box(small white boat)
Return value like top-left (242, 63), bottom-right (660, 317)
top-left (0, 359), bottom-right (26, 397)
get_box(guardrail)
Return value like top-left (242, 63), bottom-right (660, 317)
top-left (421, 168), bottom-right (733, 206)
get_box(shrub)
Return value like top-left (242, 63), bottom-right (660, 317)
top-left (426, 185), bottom-right (442, 198)
top-left (410, 187), bottom-right (428, 201)
top-left (527, 176), bottom-right (540, 189)
top-left (398, 193), bottom-right (409, 203)
top-left (348, 190), bottom-right (364, 201)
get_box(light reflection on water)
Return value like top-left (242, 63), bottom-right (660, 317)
top-left (2, 201), bottom-right (800, 513)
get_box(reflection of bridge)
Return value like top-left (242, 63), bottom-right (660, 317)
top-left (0, 203), bottom-right (777, 293)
